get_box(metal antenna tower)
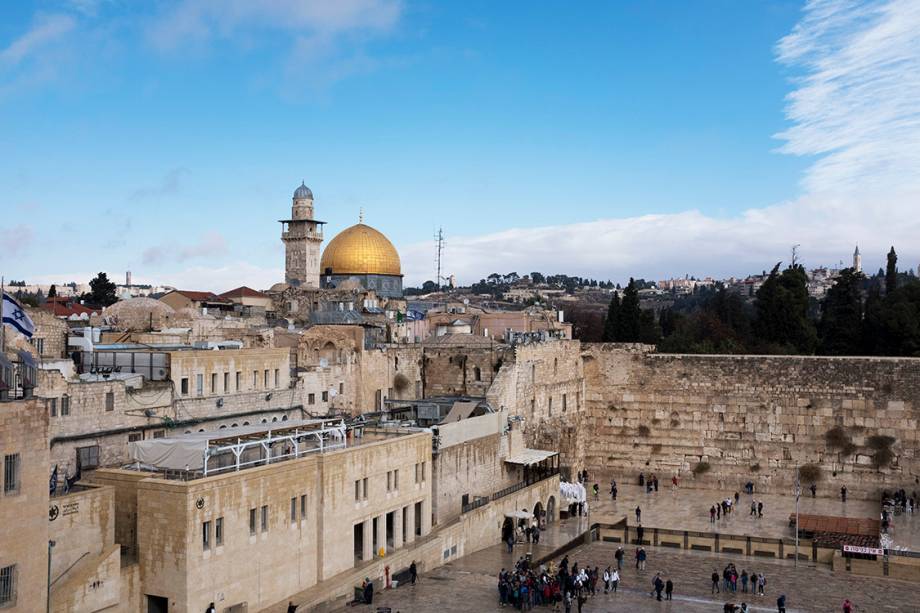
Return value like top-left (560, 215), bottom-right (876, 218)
top-left (435, 227), bottom-right (445, 287)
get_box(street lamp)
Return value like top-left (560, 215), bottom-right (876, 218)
top-left (46, 539), bottom-right (56, 613)
top-left (794, 467), bottom-right (801, 568)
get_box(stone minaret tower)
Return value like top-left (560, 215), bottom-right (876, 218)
top-left (853, 245), bottom-right (862, 273)
top-left (280, 182), bottom-right (325, 287)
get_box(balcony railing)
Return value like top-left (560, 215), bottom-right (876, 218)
top-left (461, 466), bottom-right (559, 514)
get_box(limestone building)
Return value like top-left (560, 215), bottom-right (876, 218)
top-left (280, 182), bottom-right (325, 288)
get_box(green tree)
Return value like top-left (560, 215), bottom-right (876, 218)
top-left (615, 278), bottom-right (642, 341)
top-left (886, 246), bottom-right (898, 294)
top-left (88, 272), bottom-right (118, 307)
top-left (818, 268), bottom-right (863, 355)
top-left (48, 284), bottom-right (57, 298)
top-left (602, 292), bottom-right (620, 342)
top-left (753, 263), bottom-right (817, 353)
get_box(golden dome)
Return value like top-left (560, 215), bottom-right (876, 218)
top-left (320, 223), bottom-right (402, 276)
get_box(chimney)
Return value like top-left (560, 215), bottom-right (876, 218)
top-left (126, 271), bottom-right (132, 286)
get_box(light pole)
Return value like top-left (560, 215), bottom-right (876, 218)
top-left (794, 467), bottom-right (800, 568)
top-left (46, 539), bottom-right (56, 613)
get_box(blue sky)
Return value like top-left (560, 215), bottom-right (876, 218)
top-left (2, 0), bottom-right (919, 289)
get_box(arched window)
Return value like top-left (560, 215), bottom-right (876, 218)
top-left (242, 421), bottom-right (250, 426)
top-left (272, 417), bottom-right (278, 422)
top-left (219, 424), bottom-right (227, 429)
top-left (231, 423), bottom-right (238, 428)
top-left (281, 415), bottom-right (288, 421)
top-left (261, 419), bottom-right (268, 424)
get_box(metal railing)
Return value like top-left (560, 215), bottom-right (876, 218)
top-left (461, 466), bottom-right (560, 514)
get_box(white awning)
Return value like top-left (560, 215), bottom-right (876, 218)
top-left (504, 449), bottom-right (557, 466)
top-left (505, 510), bottom-right (532, 519)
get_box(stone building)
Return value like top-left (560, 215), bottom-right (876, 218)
top-left (90, 422), bottom-right (433, 613)
top-left (24, 306), bottom-right (70, 359)
top-left (280, 182), bottom-right (325, 288)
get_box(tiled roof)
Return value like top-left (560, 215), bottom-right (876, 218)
top-left (220, 286), bottom-right (267, 299)
top-left (169, 290), bottom-right (231, 303)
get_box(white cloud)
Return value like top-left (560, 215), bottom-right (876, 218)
top-left (142, 231), bottom-right (229, 265)
top-left (0, 14), bottom-right (75, 67)
top-left (775, 0), bottom-right (920, 194)
top-left (148, 0), bottom-right (402, 50)
top-left (149, 262), bottom-right (283, 292)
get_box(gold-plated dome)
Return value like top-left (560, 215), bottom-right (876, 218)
top-left (320, 223), bottom-right (402, 276)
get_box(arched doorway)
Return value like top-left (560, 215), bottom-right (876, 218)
top-left (501, 517), bottom-right (514, 544)
top-left (546, 496), bottom-right (557, 524)
top-left (533, 501), bottom-right (543, 521)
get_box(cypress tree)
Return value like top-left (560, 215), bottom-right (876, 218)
top-left (615, 278), bottom-right (642, 342)
top-left (819, 268), bottom-right (863, 355)
top-left (602, 292), bottom-right (620, 342)
top-left (886, 247), bottom-right (898, 294)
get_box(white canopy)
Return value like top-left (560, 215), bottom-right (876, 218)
top-left (504, 510), bottom-right (532, 519)
top-left (128, 419), bottom-right (345, 472)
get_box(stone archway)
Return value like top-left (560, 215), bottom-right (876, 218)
top-left (533, 500), bottom-right (543, 520)
top-left (546, 496), bottom-right (557, 524)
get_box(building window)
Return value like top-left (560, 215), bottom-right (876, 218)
top-left (235, 371), bottom-right (241, 391)
top-left (387, 471), bottom-right (392, 492)
top-left (61, 395), bottom-right (70, 416)
top-left (216, 517), bottom-right (223, 547)
top-left (181, 378), bottom-right (189, 395)
top-left (196, 374), bottom-right (204, 396)
top-left (530, 398), bottom-right (535, 416)
top-left (355, 479), bottom-right (361, 501)
top-left (253, 371), bottom-right (258, 388)
top-left (474, 366), bottom-right (481, 381)
top-left (548, 397), bottom-right (553, 416)
top-left (203, 520), bottom-right (211, 550)
top-left (264, 369), bottom-right (269, 388)
top-left (421, 462), bottom-right (426, 482)
top-left (274, 369), bottom-right (280, 388)
top-left (249, 508), bottom-right (257, 536)
top-left (554, 358), bottom-right (558, 375)
top-left (394, 469), bottom-right (399, 490)
top-left (153, 430), bottom-right (166, 439)
top-left (33, 337), bottom-right (45, 354)
top-left (562, 393), bottom-right (567, 412)
top-left (3, 454), bottom-right (20, 495)
top-left (211, 373), bottom-right (217, 394)
top-left (128, 433), bottom-right (142, 443)
top-left (261, 505), bottom-right (269, 532)
top-left (308, 393), bottom-right (315, 405)
top-left (321, 391), bottom-right (328, 402)
top-left (77, 445), bottom-right (100, 469)
top-left (105, 391), bottom-right (114, 411)
top-left (223, 372), bottom-right (229, 393)
top-left (49, 398), bottom-right (57, 417)
top-left (363, 477), bottom-right (368, 499)
top-left (339, 382), bottom-right (344, 394)
top-left (0, 565), bottom-right (15, 606)
top-left (300, 494), bottom-right (307, 519)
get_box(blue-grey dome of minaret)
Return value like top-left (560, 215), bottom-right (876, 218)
top-left (293, 182), bottom-right (313, 199)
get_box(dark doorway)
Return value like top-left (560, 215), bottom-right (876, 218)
top-left (386, 511), bottom-right (395, 551)
top-left (414, 502), bottom-right (422, 536)
top-left (146, 595), bottom-right (168, 613)
top-left (354, 522), bottom-right (364, 562)
top-left (372, 516), bottom-right (379, 556)
top-left (402, 506), bottom-right (408, 543)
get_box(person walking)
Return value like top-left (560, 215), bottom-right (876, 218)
top-left (710, 505), bottom-right (716, 523)
top-left (665, 578), bottom-right (673, 601)
top-left (635, 506), bottom-right (642, 523)
top-left (610, 569), bottom-right (619, 593)
top-left (615, 546), bottom-right (624, 570)
top-left (717, 503), bottom-right (722, 520)
top-left (712, 570), bottom-right (721, 594)
top-left (842, 598), bottom-right (852, 613)
top-left (654, 574), bottom-right (664, 601)
top-left (636, 524), bottom-right (645, 545)
top-left (638, 547), bottom-right (647, 571)
top-left (757, 573), bottom-right (766, 596)
top-left (410, 560), bottom-right (418, 584)
top-left (758, 501), bottom-right (764, 518)
top-left (653, 476), bottom-right (659, 492)
top-left (810, 483), bottom-right (817, 498)
top-left (286, 601), bottom-right (297, 613)
top-left (777, 594), bottom-right (787, 613)
top-left (750, 500), bottom-right (757, 516)
top-left (603, 566), bottom-right (611, 593)
top-left (841, 485), bottom-right (848, 502)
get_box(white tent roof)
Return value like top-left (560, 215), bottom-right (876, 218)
top-left (504, 448), bottom-right (557, 465)
top-left (128, 419), bottom-right (342, 471)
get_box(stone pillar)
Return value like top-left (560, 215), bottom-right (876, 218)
top-left (362, 518), bottom-right (373, 561)
top-left (393, 508), bottom-right (403, 550)
top-left (405, 505), bottom-right (416, 544)
top-left (375, 514), bottom-right (386, 556)
top-left (421, 498), bottom-right (432, 535)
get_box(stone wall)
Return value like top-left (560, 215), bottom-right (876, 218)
top-left (487, 340), bottom-right (586, 476)
top-left (424, 344), bottom-right (513, 398)
top-left (582, 344), bottom-right (920, 498)
top-left (0, 399), bottom-right (49, 612)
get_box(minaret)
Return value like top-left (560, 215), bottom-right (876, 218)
top-left (280, 182), bottom-right (325, 287)
top-left (853, 245), bottom-right (862, 273)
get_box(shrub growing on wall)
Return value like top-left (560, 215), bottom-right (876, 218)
top-left (637, 425), bottom-right (651, 437)
top-left (692, 461), bottom-right (711, 476)
top-left (393, 373), bottom-right (409, 392)
top-left (867, 434), bottom-right (896, 469)
top-left (798, 463), bottom-right (822, 483)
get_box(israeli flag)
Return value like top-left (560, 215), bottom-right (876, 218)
top-left (2, 292), bottom-right (35, 338)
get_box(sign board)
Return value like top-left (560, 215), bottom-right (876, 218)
top-left (843, 544), bottom-right (884, 555)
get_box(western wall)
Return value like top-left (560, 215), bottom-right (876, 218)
top-left (577, 343), bottom-right (920, 499)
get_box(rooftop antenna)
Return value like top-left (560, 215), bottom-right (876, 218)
top-left (435, 227), bottom-right (445, 289)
